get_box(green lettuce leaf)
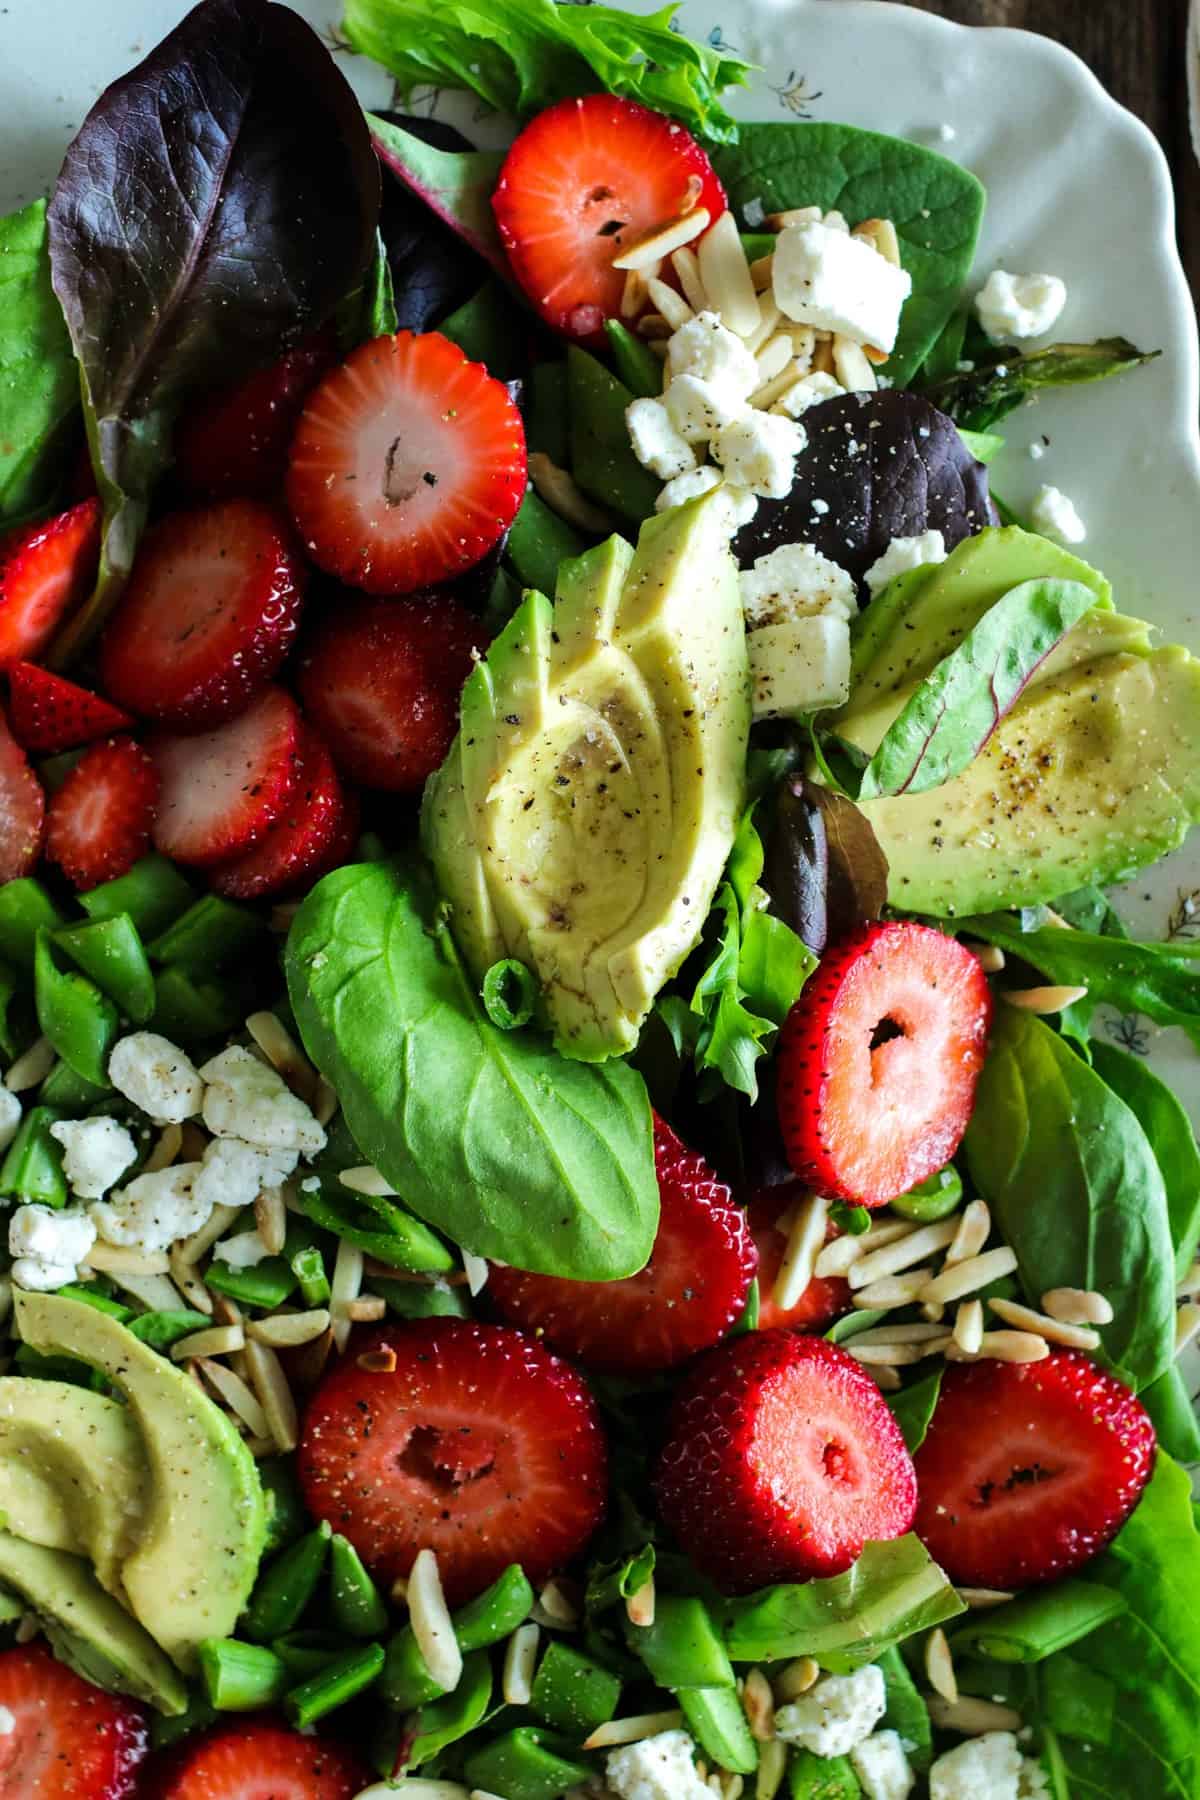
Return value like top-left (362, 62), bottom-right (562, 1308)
top-left (0, 200), bottom-right (78, 522)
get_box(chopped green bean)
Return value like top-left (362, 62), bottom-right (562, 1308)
top-left (787, 1748), bottom-right (862, 1797)
top-left (627, 1594), bottom-right (735, 1691)
top-left (127, 1309), bottom-right (210, 1349)
top-left (0, 880), bottom-right (68, 969)
top-left (151, 966), bottom-right (247, 1043)
top-left (329, 1533), bottom-right (389, 1640)
top-left (148, 894), bottom-right (264, 970)
top-left (289, 1243), bottom-right (332, 1308)
top-left (39, 1058), bottom-right (110, 1108)
top-left (382, 1563), bottom-right (534, 1709)
top-left (679, 1685), bottom-right (759, 1775)
top-left (204, 1258), bottom-right (298, 1310)
top-left (0, 958), bottom-right (34, 1063)
top-left (506, 490), bottom-right (588, 597)
top-left (531, 1639), bottom-right (622, 1735)
top-left (283, 1641), bottom-right (384, 1729)
top-left (54, 913), bottom-right (156, 1024)
top-left (371, 1277), bottom-right (469, 1320)
top-left (481, 958), bottom-right (538, 1030)
top-left (585, 1544), bottom-right (655, 1617)
top-left (35, 932), bottom-right (119, 1085)
top-left (0, 1104), bottom-right (66, 1206)
top-left (950, 1579), bottom-right (1127, 1664)
top-left (259, 1456), bottom-right (308, 1556)
top-left (198, 1638), bottom-right (290, 1711)
top-left (148, 1692), bottom-right (217, 1751)
top-left (243, 1521), bottom-right (332, 1643)
top-left (567, 345), bottom-right (659, 522)
top-left (407, 1649), bottom-right (492, 1767)
top-left (892, 1166), bottom-right (964, 1222)
top-left (272, 1630), bottom-right (345, 1679)
top-left (463, 1727), bottom-right (593, 1800)
top-left (293, 1181), bottom-right (454, 1273)
top-left (80, 853), bottom-right (195, 939)
top-left (604, 319), bottom-right (662, 399)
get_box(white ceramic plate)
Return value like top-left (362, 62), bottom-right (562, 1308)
top-left (2, 0), bottom-right (1199, 1104)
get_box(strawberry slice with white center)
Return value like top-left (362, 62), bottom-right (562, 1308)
top-left (209, 724), bottom-right (347, 900)
top-left (45, 736), bottom-right (157, 890)
top-left (0, 497), bottom-right (102, 666)
top-left (286, 331), bottom-right (527, 595)
top-left (0, 701), bottom-right (45, 881)
top-left (0, 1641), bottom-right (147, 1798)
top-left (150, 684), bottom-right (301, 868)
top-left (155, 1719), bottom-right (368, 1799)
top-left (492, 94), bottom-right (727, 344)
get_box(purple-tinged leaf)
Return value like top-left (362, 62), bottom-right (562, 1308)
top-left (368, 113), bottom-right (510, 284)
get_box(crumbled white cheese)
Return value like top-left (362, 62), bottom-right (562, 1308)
top-left (929, 1732), bottom-right (1028, 1800)
top-left (1031, 483), bottom-right (1087, 546)
top-left (192, 1136), bottom-right (297, 1216)
top-left (606, 1730), bottom-right (711, 1800)
top-left (723, 485), bottom-right (760, 529)
top-left (775, 1664), bottom-right (888, 1757)
top-left (749, 616), bottom-right (852, 720)
top-left (199, 1047), bottom-right (326, 1156)
top-left (212, 1228), bottom-right (271, 1270)
top-left (48, 1117), bottom-right (138, 1200)
top-left (655, 465), bottom-right (724, 511)
top-left (863, 529), bottom-right (949, 596)
top-left (774, 370), bottom-right (847, 418)
top-left (9, 1204), bottom-right (96, 1292)
top-left (625, 396), bottom-right (697, 480)
top-left (711, 412), bottom-right (806, 498)
top-left (108, 1033), bottom-right (203, 1125)
top-left (975, 269), bottom-right (1067, 342)
top-left (90, 1162), bottom-right (206, 1254)
top-left (740, 541), bottom-right (857, 628)
top-left (0, 1088), bottom-right (20, 1155)
top-left (852, 1730), bottom-right (916, 1800)
top-left (666, 310), bottom-right (760, 397)
top-left (774, 221), bottom-right (912, 353)
top-left (664, 372), bottom-right (748, 443)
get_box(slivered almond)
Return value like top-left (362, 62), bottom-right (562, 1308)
top-left (964, 940), bottom-right (1006, 973)
top-left (621, 267), bottom-right (650, 320)
top-left (255, 1185), bottom-right (287, 1256)
top-left (764, 205), bottom-right (822, 232)
top-left (868, 1363), bottom-right (902, 1391)
top-left (815, 1234), bottom-right (866, 1279)
top-left (344, 1295), bottom-right (387, 1323)
top-left (743, 297), bottom-right (782, 355)
top-left (583, 1712), bottom-right (685, 1752)
top-left (357, 1345), bottom-right (397, 1373)
top-left (754, 334), bottom-right (796, 387)
top-left (409, 1549), bottom-right (463, 1694)
top-left (170, 1324), bottom-right (244, 1362)
top-left (773, 1657), bottom-right (819, 1702)
top-left (847, 1342), bottom-right (929, 1366)
top-left (670, 247), bottom-right (710, 312)
top-left (832, 336), bottom-right (877, 392)
top-left (340, 1165), bottom-right (396, 1197)
top-left (959, 1587), bottom-right (1016, 1609)
top-left (749, 357), bottom-right (808, 411)
top-left (823, 209), bottom-right (850, 232)
top-left (742, 1667), bottom-right (776, 1741)
top-left (927, 1694), bottom-right (1022, 1735)
top-left (177, 1202), bottom-right (242, 1266)
top-left (635, 313), bottom-right (672, 339)
top-left (925, 1627), bottom-right (958, 1703)
top-left (1041, 1286), bottom-right (1114, 1326)
top-left (248, 1309), bottom-right (331, 1348)
top-left (611, 207), bottom-right (710, 271)
top-left (528, 453), bottom-right (616, 533)
top-left (849, 1218), bottom-right (959, 1289)
top-left (749, 253), bottom-right (775, 292)
top-left (944, 1198), bottom-right (991, 1265)
top-left (969, 1329), bottom-right (1049, 1364)
top-left (330, 1239), bottom-right (364, 1353)
top-left (535, 1577), bottom-right (580, 1628)
top-left (811, 335), bottom-right (836, 376)
top-left (754, 1740), bottom-right (787, 1800)
top-left (197, 1359), bottom-right (269, 1438)
top-left (953, 1299), bottom-right (984, 1356)
top-left (849, 1322), bottom-right (949, 1346)
top-left (646, 276), bottom-right (694, 330)
top-left (244, 1335), bottom-right (299, 1452)
top-left (143, 1123), bottom-right (183, 1174)
top-left (852, 217), bottom-right (902, 266)
top-left (853, 1269), bottom-right (936, 1308)
top-left (774, 1193), bottom-right (827, 1312)
top-left (108, 1270), bottom-right (185, 1313)
top-left (502, 1622), bottom-right (540, 1706)
top-left (461, 1250), bottom-right (490, 1297)
top-left (921, 1247), bottom-right (1018, 1305)
top-left (1002, 984), bottom-right (1089, 1014)
top-left (85, 1243), bottom-right (170, 1276)
top-left (246, 1010), bottom-right (317, 1103)
top-left (698, 210), bottom-right (761, 336)
top-left (4, 1037), bottom-right (54, 1092)
top-left (988, 1296), bottom-right (1100, 1350)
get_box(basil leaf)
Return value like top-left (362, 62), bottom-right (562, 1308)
top-left (1089, 1042), bottom-right (1200, 1279)
top-left (286, 858), bottom-right (659, 1280)
top-left (344, 0), bottom-right (753, 146)
top-left (368, 114), bottom-right (508, 282)
top-left (0, 201), bottom-right (78, 522)
top-left (858, 579), bottom-right (1099, 800)
top-left (46, 0), bottom-right (379, 657)
top-left (711, 124), bottom-right (985, 385)
top-left (924, 337), bottom-right (1159, 433)
top-left (964, 1007), bottom-right (1176, 1391)
top-left (886, 1368), bottom-right (942, 1454)
top-left (720, 1535), bottom-right (964, 1671)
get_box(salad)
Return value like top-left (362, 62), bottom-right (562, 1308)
top-left (0, 0), bottom-right (1197, 1795)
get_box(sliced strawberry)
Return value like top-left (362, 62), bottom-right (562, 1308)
top-left (0, 498), bottom-right (102, 667)
top-left (492, 94), bottom-right (727, 345)
top-left (98, 500), bottom-right (306, 731)
top-left (0, 701), bottom-right (45, 880)
top-left (286, 331), bottom-right (526, 595)
top-left (656, 1331), bottom-right (916, 1593)
top-left (748, 1185), bottom-right (851, 1333)
top-left (150, 684), bottom-right (301, 868)
top-left (295, 592), bottom-right (487, 791)
top-left (45, 736), bottom-right (158, 890)
top-left (155, 1718), bottom-right (368, 1799)
top-left (7, 661), bottom-right (134, 752)
top-left (173, 332), bottom-right (336, 500)
top-left (209, 724), bottom-right (346, 900)
top-left (298, 1318), bottom-right (607, 1606)
top-left (913, 1350), bottom-right (1155, 1589)
top-left (489, 1116), bottom-right (756, 1374)
top-left (776, 922), bottom-right (992, 1209)
top-left (0, 1641), bottom-right (147, 1797)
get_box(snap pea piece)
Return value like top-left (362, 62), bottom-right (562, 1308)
top-left (891, 1165), bottom-right (964, 1222)
top-left (242, 1521), bottom-right (332, 1643)
top-left (329, 1533), bottom-right (389, 1640)
top-left (481, 958), bottom-right (538, 1031)
top-left (603, 319), bottom-right (662, 400)
top-left (151, 965), bottom-right (247, 1043)
top-left (80, 853), bottom-right (195, 939)
top-left (0, 1104), bottom-right (66, 1205)
top-left (283, 1641), bottom-right (384, 1730)
top-left (293, 1182), bottom-right (455, 1274)
top-left (148, 1692), bottom-right (217, 1751)
top-left (39, 1058), bottom-right (111, 1108)
top-left (527, 362), bottom-right (569, 468)
top-left (567, 346), bottom-right (659, 522)
top-left (127, 1309), bottom-right (210, 1349)
top-left (204, 1258), bottom-right (298, 1310)
top-left (878, 1646), bottom-right (931, 1772)
top-left (290, 1243), bottom-right (332, 1309)
top-left (950, 1578), bottom-right (1127, 1664)
top-left (259, 1456), bottom-right (309, 1557)
top-left (627, 1593), bottom-right (735, 1691)
top-left (408, 1648), bottom-right (492, 1767)
top-left (463, 1727), bottom-right (593, 1800)
top-left (952, 1654), bottom-right (1027, 1707)
top-left (787, 1749), bottom-right (862, 1798)
top-left (54, 1284), bottom-right (133, 1322)
top-left (148, 894), bottom-right (264, 971)
top-left (1038, 1654), bottom-right (1116, 1746)
top-left (273, 1630), bottom-right (345, 1679)
top-left (439, 280), bottom-right (523, 381)
top-left (54, 913), bottom-right (156, 1024)
top-left (679, 1685), bottom-right (758, 1775)
top-left (372, 1277), bottom-right (469, 1320)
top-left (381, 1563), bottom-right (535, 1709)
top-left (199, 1637), bottom-right (290, 1711)
top-left (530, 1639), bottom-right (622, 1736)
top-left (506, 490), bottom-right (587, 598)
top-left (34, 933), bottom-right (119, 1085)
top-left (0, 957), bottom-right (35, 1062)
top-left (0, 880), bottom-right (68, 969)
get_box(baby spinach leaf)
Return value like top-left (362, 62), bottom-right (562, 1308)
top-left (720, 1534), bottom-right (964, 1671)
top-left (712, 123), bottom-right (986, 385)
top-left (878, 1647), bottom-right (932, 1772)
top-left (858, 578), bottom-right (1099, 799)
top-left (1048, 884), bottom-right (1129, 939)
top-left (46, 0), bottom-right (378, 658)
top-left (1140, 1365), bottom-right (1200, 1466)
top-left (964, 1007), bottom-right (1176, 1391)
top-left (344, 0), bottom-right (753, 145)
top-left (1089, 1042), bottom-right (1200, 1279)
top-left (924, 338), bottom-right (1158, 433)
top-left (886, 1368), bottom-right (943, 1454)
top-left (286, 857), bottom-right (659, 1281)
top-left (368, 114), bottom-right (508, 284)
top-left (0, 201), bottom-right (78, 522)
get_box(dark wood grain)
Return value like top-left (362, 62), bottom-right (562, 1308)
top-left (897, 0), bottom-right (1200, 297)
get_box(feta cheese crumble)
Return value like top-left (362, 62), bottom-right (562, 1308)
top-left (655, 465), bottom-right (723, 511)
top-left (775, 1663), bottom-right (888, 1757)
top-left (863, 529), bottom-right (949, 596)
top-left (711, 412), bottom-right (806, 498)
top-left (739, 542), bottom-right (857, 627)
top-left (606, 1729), bottom-right (711, 1800)
top-left (774, 221), bottom-right (912, 353)
top-left (666, 310), bottom-right (760, 396)
top-left (665, 372), bottom-right (747, 443)
top-left (108, 1033), bottom-right (203, 1125)
top-left (852, 1730), bottom-right (916, 1800)
top-left (199, 1047), bottom-right (326, 1156)
top-left (192, 1136), bottom-right (297, 1216)
top-left (0, 1088), bottom-right (20, 1155)
top-left (48, 1117), bottom-right (138, 1200)
top-left (90, 1162), bottom-right (206, 1254)
top-left (1031, 483), bottom-right (1087, 546)
top-left (975, 269), bottom-right (1067, 342)
top-left (929, 1731), bottom-right (1049, 1800)
top-left (9, 1203), bottom-right (96, 1291)
top-left (775, 370), bottom-right (847, 418)
top-left (625, 397), bottom-right (697, 480)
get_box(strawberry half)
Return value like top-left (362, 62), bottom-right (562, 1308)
top-left (155, 1719), bottom-right (368, 1799)
top-left (776, 921), bottom-right (992, 1208)
top-left (209, 724), bottom-right (347, 900)
top-left (0, 1642), bottom-right (147, 1798)
top-left (98, 499), bottom-right (307, 731)
top-left (0, 701), bottom-right (45, 881)
top-left (0, 497), bottom-right (102, 667)
top-left (173, 332), bottom-right (336, 501)
top-left (492, 94), bottom-right (727, 344)
top-left (150, 684), bottom-right (301, 868)
top-left (46, 736), bottom-right (158, 890)
top-left (655, 1331), bottom-right (917, 1593)
top-left (295, 591), bottom-right (487, 791)
top-left (287, 331), bottom-right (526, 595)
top-left (748, 1185), bottom-right (851, 1333)
top-left (488, 1115), bottom-right (757, 1375)
top-left (298, 1318), bottom-right (607, 1606)
top-left (913, 1350), bottom-right (1155, 1589)
top-left (7, 661), bottom-right (134, 752)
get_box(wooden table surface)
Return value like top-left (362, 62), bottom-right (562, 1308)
top-left (900, 0), bottom-right (1200, 297)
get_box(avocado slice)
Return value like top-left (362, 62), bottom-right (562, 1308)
top-left (424, 493), bottom-right (751, 1058)
top-left (0, 1532), bottom-right (187, 1713)
top-left (14, 1291), bottom-right (266, 1672)
top-left (0, 1377), bottom-right (146, 1593)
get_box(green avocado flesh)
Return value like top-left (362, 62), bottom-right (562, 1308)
top-left (424, 492), bottom-right (751, 1058)
top-left (837, 527), bottom-right (1200, 915)
top-left (14, 1291), bottom-right (267, 1674)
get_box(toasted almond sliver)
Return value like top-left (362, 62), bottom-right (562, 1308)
top-left (749, 253), bottom-right (775, 293)
top-left (635, 313), bottom-right (672, 339)
top-left (698, 209), bottom-right (761, 337)
top-left (754, 333), bottom-right (795, 387)
top-left (502, 1621), bottom-right (539, 1706)
top-left (344, 1295), bottom-right (387, 1323)
top-left (168, 1249), bottom-right (215, 1316)
top-left (944, 1199), bottom-right (992, 1267)
top-left (749, 357), bottom-right (809, 411)
top-left (1002, 984), bottom-right (1089, 1014)
top-left (764, 205), bottom-right (822, 232)
top-left (964, 940), bottom-right (1006, 973)
top-left (621, 266), bottom-right (650, 320)
top-left (773, 1657), bottom-right (819, 1702)
top-left (461, 1250), bottom-right (489, 1298)
top-left (849, 1218), bottom-right (960, 1290)
top-left (959, 1587), bottom-right (1016, 1609)
top-left (815, 1235), bottom-right (866, 1279)
top-left (774, 1193), bottom-right (827, 1312)
top-left (85, 1242), bottom-right (171, 1276)
top-left (953, 1299), bottom-right (984, 1356)
top-left (811, 335), bottom-right (836, 376)
top-left (927, 1694), bottom-right (1022, 1735)
top-left (330, 1239), bottom-right (363, 1347)
top-left (255, 1185), bottom-right (287, 1257)
top-left (583, 1711), bottom-right (685, 1752)
top-left (645, 275), bottom-right (694, 331)
top-left (313, 1077), bottom-right (339, 1128)
top-left (671, 246), bottom-right (710, 312)
top-left (244, 1335), bottom-right (299, 1453)
top-left (921, 1246), bottom-right (1017, 1305)
top-left (974, 1329), bottom-right (1049, 1364)
top-left (742, 296), bottom-right (782, 356)
top-left (742, 1666), bottom-right (776, 1742)
top-left (247, 1309), bottom-right (332, 1348)
top-left (847, 1341), bottom-right (929, 1366)
top-left (246, 1011), bottom-right (318, 1103)
top-left (109, 1270), bottom-right (185, 1313)
top-left (925, 1627), bottom-right (958, 1703)
top-left (177, 1202), bottom-right (242, 1267)
top-left (854, 1269), bottom-right (935, 1309)
top-left (4, 1037), bottom-right (54, 1092)
top-left (846, 1322), bottom-right (949, 1346)
top-left (1176, 1302), bottom-right (1200, 1356)
top-left (869, 1364), bottom-right (902, 1391)
top-left (358, 1345), bottom-right (397, 1374)
top-left (859, 1218), bottom-right (921, 1253)
top-left (535, 1577), bottom-right (580, 1629)
top-left (197, 1358), bottom-right (270, 1438)
top-left (832, 336), bottom-right (877, 393)
top-left (988, 1296), bottom-right (1101, 1350)
top-left (409, 1548), bottom-right (463, 1695)
top-left (754, 1739), bottom-right (787, 1800)
top-left (528, 452), bottom-right (616, 534)
top-left (142, 1123), bottom-right (183, 1174)
top-left (852, 217), bottom-right (902, 266)
top-left (170, 1324), bottom-right (244, 1363)
top-left (611, 207), bottom-right (710, 271)
top-left (626, 1574), bottom-right (656, 1629)
top-left (340, 1165), bottom-right (396, 1197)
top-left (1041, 1286), bottom-right (1114, 1326)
